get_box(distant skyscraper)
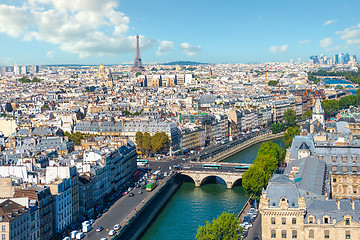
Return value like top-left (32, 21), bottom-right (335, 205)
top-left (339, 53), bottom-right (344, 64)
top-left (334, 54), bottom-right (339, 64)
top-left (131, 34), bottom-right (145, 72)
top-left (297, 57), bottom-right (301, 64)
top-left (21, 66), bottom-right (27, 75)
top-left (14, 63), bottom-right (20, 75)
top-left (353, 55), bottom-right (358, 63)
top-left (30, 65), bottom-right (39, 74)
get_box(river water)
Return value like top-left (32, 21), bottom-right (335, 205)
top-left (140, 138), bottom-right (284, 240)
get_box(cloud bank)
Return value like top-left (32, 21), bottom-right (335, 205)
top-left (156, 41), bottom-right (174, 56)
top-left (269, 45), bottom-right (288, 54)
top-left (180, 42), bottom-right (201, 56)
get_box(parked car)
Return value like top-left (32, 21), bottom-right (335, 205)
top-left (138, 190), bottom-right (143, 195)
top-left (109, 230), bottom-right (116, 236)
top-left (113, 224), bottom-right (121, 231)
top-left (129, 193), bottom-right (135, 197)
top-left (96, 226), bottom-right (104, 232)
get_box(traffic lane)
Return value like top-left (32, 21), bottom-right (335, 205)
top-left (87, 189), bottom-right (150, 240)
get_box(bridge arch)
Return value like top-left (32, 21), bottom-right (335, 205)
top-left (199, 175), bottom-right (227, 188)
top-left (179, 172), bottom-right (244, 189)
top-left (232, 178), bottom-right (243, 188)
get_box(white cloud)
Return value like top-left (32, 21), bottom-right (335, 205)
top-left (179, 42), bottom-right (201, 56)
top-left (320, 38), bottom-right (333, 48)
top-left (269, 45), bottom-right (288, 54)
top-left (0, 0), bottom-right (157, 58)
top-left (46, 51), bottom-right (55, 58)
top-left (156, 41), bottom-right (174, 56)
top-left (298, 39), bottom-right (310, 45)
top-left (0, 5), bottom-right (32, 37)
top-left (336, 24), bottom-right (360, 47)
top-left (323, 20), bottom-right (337, 26)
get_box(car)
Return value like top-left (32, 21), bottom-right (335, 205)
top-left (113, 224), bottom-right (121, 231)
top-left (138, 190), bottom-right (142, 194)
top-left (109, 230), bottom-right (116, 236)
top-left (96, 226), bottom-right (104, 232)
top-left (100, 238), bottom-right (107, 240)
top-left (129, 193), bottom-right (135, 197)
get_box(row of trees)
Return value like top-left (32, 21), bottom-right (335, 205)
top-left (321, 89), bottom-right (360, 118)
top-left (135, 132), bottom-right (169, 155)
top-left (64, 131), bottom-right (86, 145)
top-left (18, 77), bottom-right (40, 83)
top-left (242, 141), bottom-right (285, 197)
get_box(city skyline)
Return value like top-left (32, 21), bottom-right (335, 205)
top-left (1, 0), bottom-right (360, 65)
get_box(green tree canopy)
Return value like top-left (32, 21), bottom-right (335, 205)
top-left (268, 80), bottom-right (278, 86)
top-left (135, 132), bottom-right (143, 152)
top-left (142, 132), bottom-right (152, 154)
top-left (303, 110), bottom-right (312, 119)
top-left (270, 123), bottom-right (285, 134)
top-left (284, 126), bottom-right (300, 149)
top-left (284, 109), bottom-right (296, 127)
top-left (242, 165), bottom-right (268, 196)
top-left (195, 212), bottom-right (242, 240)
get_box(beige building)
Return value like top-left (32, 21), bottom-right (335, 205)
top-left (0, 119), bottom-right (18, 137)
top-left (260, 174), bottom-right (360, 240)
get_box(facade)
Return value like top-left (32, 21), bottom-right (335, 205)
top-left (0, 199), bottom-right (30, 240)
top-left (45, 178), bottom-right (72, 234)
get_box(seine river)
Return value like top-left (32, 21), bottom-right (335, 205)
top-left (140, 138), bottom-right (284, 240)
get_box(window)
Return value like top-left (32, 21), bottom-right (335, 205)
top-left (333, 177), bottom-right (337, 183)
top-left (324, 230), bottom-right (330, 238)
top-left (324, 217), bottom-right (329, 224)
top-left (343, 166), bottom-right (347, 173)
top-left (343, 177), bottom-right (347, 183)
top-left (1, 226), bottom-right (4, 232)
top-left (1, 234), bottom-right (4, 240)
top-left (282, 217), bottom-right (286, 225)
top-left (271, 217), bottom-right (276, 225)
top-left (353, 166), bottom-right (357, 173)
top-left (346, 218), bottom-right (350, 225)
top-left (346, 230), bottom-right (350, 239)
top-left (309, 230), bottom-right (314, 238)
top-left (343, 156), bottom-right (347, 163)
top-left (332, 156), bottom-right (336, 162)
top-left (282, 230), bottom-right (287, 238)
top-left (271, 230), bottom-right (276, 238)
top-left (309, 217), bottom-right (314, 223)
top-left (292, 230), bottom-right (297, 238)
top-left (292, 218), bottom-right (296, 224)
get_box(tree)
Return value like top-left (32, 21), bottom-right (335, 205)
top-left (142, 132), bottom-right (152, 155)
top-left (135, 132), bottom-right (143, 153)
top-left (253, 154), bottom-right (278, 176)
top-left (135, 72), bottom-right (142, 77)
top-left (303, 110), bottom-right (312, 119)
top-left (242, 165), bottom-right (268, 196)
top-left (284, 109), bottom-right (296, 127)
top-left (270, 123), bottom-right (285, 134)
top-left (257, 142), bottom-right (281, 164)
top-left (151, 132), bottom-right (169, 153)
top-left (195, 212), bottom-right (242, 240)
top-left (283, 126), bottom-right (300, 149)
top-left (268, 80), bottom-right (278, 86)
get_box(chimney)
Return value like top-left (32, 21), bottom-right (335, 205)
top-left (350, 197), bottom-right (355, 210)
top-left (336, 197), bottom-right (340, 210)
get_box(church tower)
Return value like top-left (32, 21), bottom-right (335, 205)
top-left (312, 98), bottom-right (324, 125)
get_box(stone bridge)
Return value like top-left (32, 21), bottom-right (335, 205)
top-left (179, 170), bottom-right (245, 189)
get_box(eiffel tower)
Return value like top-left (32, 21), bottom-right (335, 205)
top-left (131, 34), bottom-right (145, 71)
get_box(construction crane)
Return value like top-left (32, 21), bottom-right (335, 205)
top-left (265, 70), bottom-right (268, 93)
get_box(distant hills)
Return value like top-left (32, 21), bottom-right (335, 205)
top-left (162, 61), bottom-right (208, 66)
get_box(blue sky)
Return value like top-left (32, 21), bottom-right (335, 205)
top-left (0, 0), bottom-right (360, 65)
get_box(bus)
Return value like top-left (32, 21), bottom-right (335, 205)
top-left (202, 164), bottom-right (222, 169)
top-left (234, 165), bottom-right (250, 171)
top-left (146, 180), bottom-right (157, 191)
top-left (137, 159), bottom-right (148, 167)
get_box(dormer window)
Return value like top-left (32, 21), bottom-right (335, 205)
top-left (346, 218), bottom-right (350, 225)
top-left (324, 217), bottom-right (329, 224)
top-left (309, 217), bottom-right (314, 224)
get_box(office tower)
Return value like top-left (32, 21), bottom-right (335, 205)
top-left (21, 66), bottom-right (27, 75)
top-left (131, 34), bottom-right (145, 72)
top-left (334, 54), bottom-right (339, 64)
top-left (339, 53), bottom-right (344, 64)
top-left (31, 65), bottom-right (39, 74)
top-left (14, 63), bottom-right (20, 75)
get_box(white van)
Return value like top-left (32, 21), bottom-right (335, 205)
top-left (76, 232), bottom-right (85, 239)
top-left (70, 231), bottom-right (78, 239)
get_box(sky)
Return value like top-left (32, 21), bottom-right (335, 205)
top-left (1, 0), bottom-right (360, 65)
